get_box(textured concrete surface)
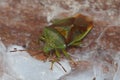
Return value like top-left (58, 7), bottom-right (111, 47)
top-left (0, 0), bottom-right (120, 50)
top-left (0, 0), bottom-right (120, 80)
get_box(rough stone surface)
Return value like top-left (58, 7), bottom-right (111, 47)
top-left (0, 0), bottom-right (120, 51)
top-left (0, 0), bottom-right (120, 80)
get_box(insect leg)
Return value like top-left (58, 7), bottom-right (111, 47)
top-left (57, 62), bottom-right (67, 72)
top-left (62, 50), bottom-right (70, 59)
top-left (50, 59), bottom-right (67, 72)
top-left (49, 57), bottom-right (59, 70)
top-left (62, 50), bottom-right (77, 66)
top-left (55, 49), bottom-right (61, 58)
top-left (50, 60), bottom-right (55, 70)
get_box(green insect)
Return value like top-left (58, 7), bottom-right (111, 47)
top-left (39, 14), bottom-right (93, 71)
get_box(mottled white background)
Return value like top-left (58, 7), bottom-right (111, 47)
top-left (0, 0), bottom-right (120, 80)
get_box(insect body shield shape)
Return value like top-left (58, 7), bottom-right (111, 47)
top-left (41, 27), bottom-right (66, 53)
top-left (40, 14), bottom-right (93, 57)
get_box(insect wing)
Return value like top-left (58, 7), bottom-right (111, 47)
top-left (68, 24), bottom-right (93, 46)
top-left (68, 14), bottom-right (93, 46)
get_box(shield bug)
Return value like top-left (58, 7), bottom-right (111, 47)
top-left (39, 14), bottom-right (93, 71)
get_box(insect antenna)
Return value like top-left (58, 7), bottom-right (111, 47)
top-left (57, 62), bottom-right (67, 72)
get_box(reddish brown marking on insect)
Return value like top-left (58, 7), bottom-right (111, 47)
top-left (67, 14), bottom-right (93, 44)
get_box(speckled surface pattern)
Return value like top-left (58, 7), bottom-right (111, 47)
top-left (0, 0), bottom-right (120, 80)
top-left (0, 0), bottom-right (120, 50)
